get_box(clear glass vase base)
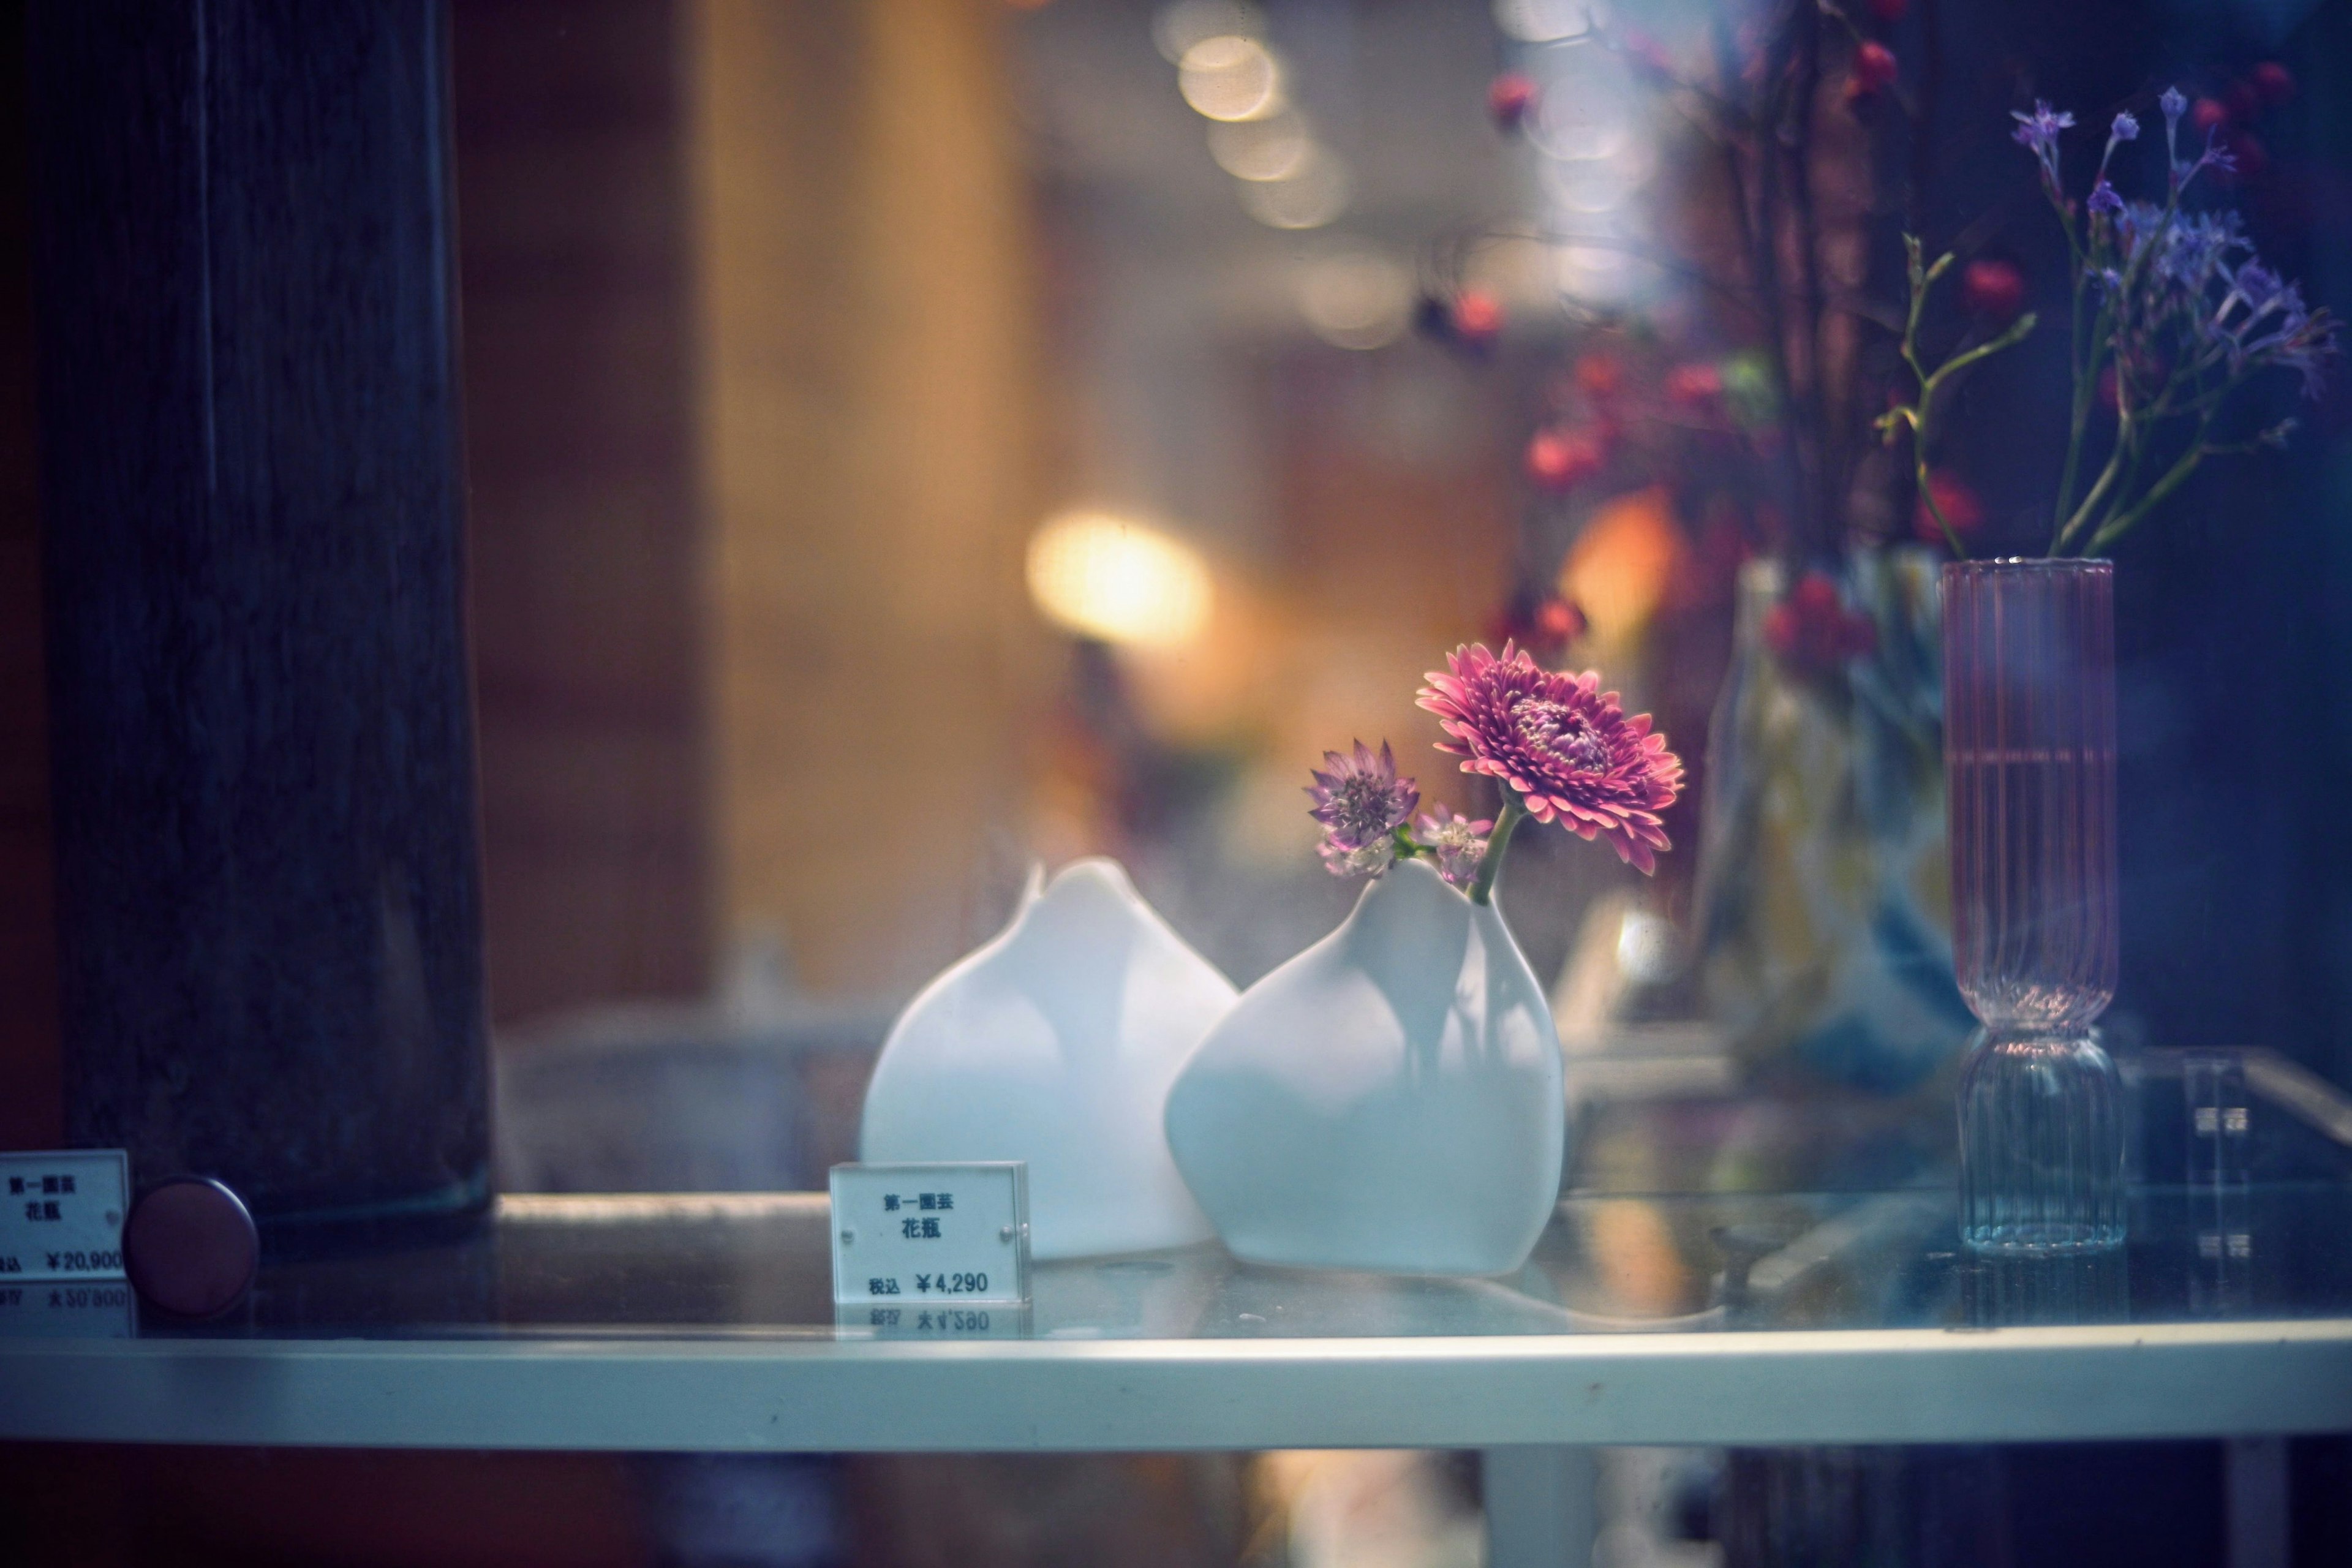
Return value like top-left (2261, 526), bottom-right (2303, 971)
top-left (1956, 1028), bottom-right (2126, 1257)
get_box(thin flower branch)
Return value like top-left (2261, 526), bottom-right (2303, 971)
top-left (1877, 236), bottom-right (2038, 558)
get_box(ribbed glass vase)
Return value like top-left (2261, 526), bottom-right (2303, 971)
top-left (1942, 559), bottom-right (2124, 1254)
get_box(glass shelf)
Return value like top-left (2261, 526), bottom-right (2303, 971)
top-left (6, 1178), bottom-right (2350, 1453)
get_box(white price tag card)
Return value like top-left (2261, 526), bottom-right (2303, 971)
top-left (0, 1279), bottom-right (137, 1339)
top-left (0, 1150), bottom-right (130, 1281)
top-left (835, 1302), bottom-right (1030, 1340)
top-left (829, 1161), bottom-right (1029, 1307)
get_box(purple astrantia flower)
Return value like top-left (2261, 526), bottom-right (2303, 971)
top-left (1306, 739), bottom-right (1419, 852)
top-left (1317, 836), bottom-right (1396, 879)
top-left (1415, 642), bottom-right (1683, 875)
top-left (1414, 805), bottom-right (1494, 890)
top-left (2011, 100), bottom-right (2075, 190)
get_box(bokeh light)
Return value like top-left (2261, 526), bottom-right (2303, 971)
top-left (1295, 250), bottom-right (1414, 349)
top-left (1152, 0), bottom-right (1264, 63)
top-left (1027, 511), bottom-right (1215, 647)
top-left (1179, 36), bottom-right (1284, 122)
top-left (1560, 487), bottom-right (1684, 645)
top-left (1207, 111), bottom-right (1314, 181)
top-left (1237, 150), bottom-right (1351, 228)
top-left (1491, 0), bottom-right (1607, 43)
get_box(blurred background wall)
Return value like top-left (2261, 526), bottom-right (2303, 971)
top-left (687, 0), bottom-right (1049, 1001)
top-left (454, 0), bottom-right (714, 1024)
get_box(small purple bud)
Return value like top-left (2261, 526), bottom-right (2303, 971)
top-left (2110, 111), bottom-right (2139, 143)
top-left (2088, 179), bottom-right (2123, 216)
top-left (2160, 86), bottom-right (2187, 126)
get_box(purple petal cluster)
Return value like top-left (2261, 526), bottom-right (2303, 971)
top-left (1306, 740), bottom-right (1418, 878)
top-left (2010, 100), bottom-right (2075, 190)
top-left (2101, 198), bottom-right (2335, 398)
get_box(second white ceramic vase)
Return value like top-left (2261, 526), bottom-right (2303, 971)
top-left (1164, 858), bottom-right (1566, 1275)
top-left (859, 858), bottom-right (1232, 1260)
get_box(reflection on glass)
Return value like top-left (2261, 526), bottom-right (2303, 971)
top-left (2185, 1053), bottom-right (2253, 1316)
top-left (1964, 1250), bottom-right (2130, 1328)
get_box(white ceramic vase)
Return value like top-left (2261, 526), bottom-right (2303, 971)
top-left (859, 858), bottom-right (1233, 1260)
top-left (1164, 858), bottom-right (1565, 1276)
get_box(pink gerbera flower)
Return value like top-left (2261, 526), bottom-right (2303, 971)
top-left (1415, 642), bottom-right (1684, 875)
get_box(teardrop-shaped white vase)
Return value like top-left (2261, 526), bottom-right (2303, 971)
top-left (859, 859), bottom-right (1233, 1260)
top-left (1164, 858), bottom-right (1566, 1276)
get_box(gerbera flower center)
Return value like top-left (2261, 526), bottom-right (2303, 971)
top-left (1511, 696), bottom-right (1611, 774)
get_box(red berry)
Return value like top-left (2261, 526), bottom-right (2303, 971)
top-left (1912, 470), bottom-right (1982, 544)
top-left (1959, 258), bottom-right (2026, 323)
top-left (1525, 428), bottom-right (1603, 492)
top-left (1766, 573), bottom-right (1878, 671)
top-left (1866, 0), bottom-right (1907, 20)
top-left (2227, 130), bottom-right (2268, 178)
top-left (1790, 573), bottom-right (1841, 616)
top-left (1574, 352), bottom-right (1624, 399)
top-left (2251, 62), bottom-right (2295, 106)
top-left (1664, 362), bottom-right (1724, 410)
top-left (2192, 97), bottom-right (2230, 134)
top-left (1487, 72), bottom-right (1539, 131)
top-left (1852, 41), bottom-right (1898, 92)
top-left (1450, 289), bottom-right (1503, 345)
top-left (1532, 597), bottom-right (1588, 650)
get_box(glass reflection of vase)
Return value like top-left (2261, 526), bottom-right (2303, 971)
top-left (1943, 560), bottom-right (2125, 1254)
top-left (1964, 1251), bottom-right (2130, 1327)
top-left (1695, 548), bottom-right (1975, 1100)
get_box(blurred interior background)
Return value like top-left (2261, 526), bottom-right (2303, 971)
top-left (6, 0), bottom-right (2352, 1563)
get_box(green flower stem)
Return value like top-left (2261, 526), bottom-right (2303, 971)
top-left (1467, 797), bottom-right (1526, 908)
top-left (2086, 415), bottom-right (2231, 554)
top-left (2051, 286), bottom-right (2113, 533)
top-left (1887, 239), bottom-right (2035, 561)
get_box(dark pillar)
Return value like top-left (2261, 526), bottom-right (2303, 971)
top-left (30, 1), bottom-right (489, 1237)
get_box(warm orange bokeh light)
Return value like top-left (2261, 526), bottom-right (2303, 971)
top-left (1561, 485), bottom-right (1686, 646)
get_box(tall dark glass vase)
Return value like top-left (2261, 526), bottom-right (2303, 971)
top-left (1942, 560), bottom-right (2123, 1254)
top-left (31, 3), bottom-right (490, 1243)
